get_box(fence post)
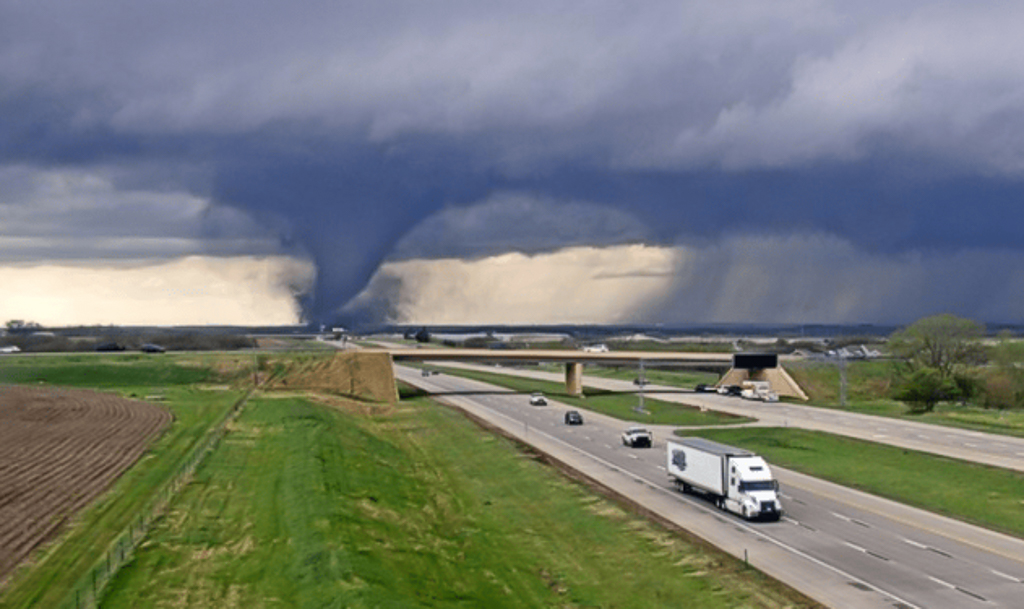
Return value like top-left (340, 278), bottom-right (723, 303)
top-left (60, 387), bottom-right (257, 609)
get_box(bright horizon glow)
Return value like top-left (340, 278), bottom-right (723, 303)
top-left (0, 255), bottom-right (315, 326)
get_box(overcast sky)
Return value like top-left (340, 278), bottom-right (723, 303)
top-left (4, 1), bottom-right (1024, 326)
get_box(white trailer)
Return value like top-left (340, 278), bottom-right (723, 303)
top-left (741, 380), bottom-right (778, 402)
top-left (666, 438), bottom-right (782, 521)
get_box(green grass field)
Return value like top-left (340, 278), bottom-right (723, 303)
top-left (0, 355), bottom-right (249, 609)
top-left (688, 427), bottom-right (1024, 539)
top-left (786, 360), bottom-right (1024, 438)
top-left (430, 366), bottom-right (751, 426)
top-left (433, 363), bottom-right (1024, 540)
top-left (101, 393), bottom-right (812, 608)
top-left (534, 362), bottom-right (722, 389)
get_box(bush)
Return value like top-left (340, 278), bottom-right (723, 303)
top-left (894, 367), bottom-right (957, 413)
top-left (982, 373), bottom-right (1017, 410)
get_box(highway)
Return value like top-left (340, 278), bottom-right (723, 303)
top-left (396, 365), bottom-right (1024, 609)
top-left (433, 361), bottom-right (1024, 473)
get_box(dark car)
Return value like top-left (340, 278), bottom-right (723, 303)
top-left (564, 410), bottom-right (584, 425)
top-left (94, 342), bottom-right (125, 352)
top-left (694, 383), bottom-right (714, 393)
top-left (632, 377), bottom-right (649, 386)
top-left (720, 384), bottom-right (743, 397)
top-left (140, 343), bottom-right (166, 353)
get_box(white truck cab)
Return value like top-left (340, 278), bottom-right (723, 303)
top-left (667, 438), bottom-right (782, 521)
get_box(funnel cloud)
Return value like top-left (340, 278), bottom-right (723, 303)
top-left (5, 3), bottom-right (1024, 325)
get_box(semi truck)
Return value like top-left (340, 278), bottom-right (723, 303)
top-left (666, 438), bottom-right (783, 521)
top-left (740, 380), bottom-right (778, 402)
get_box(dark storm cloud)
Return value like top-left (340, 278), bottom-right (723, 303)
top-left (4, 1), bottom-right (1024, 323)
top-left (388, 193), bottom-right (650, 261)
top-left (7, 1), bottom-right (1021, 173)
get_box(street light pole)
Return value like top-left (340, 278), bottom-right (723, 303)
top-left (636, 359), bottom-right (646, 413)
top-left (839, 354), bottom-right (847, 408)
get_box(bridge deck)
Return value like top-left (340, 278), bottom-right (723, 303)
top-left (379, 348), bottom-right (733, 366)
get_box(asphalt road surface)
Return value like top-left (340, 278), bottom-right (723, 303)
top-left (396, 365), bottom-right (1024, 609)
top-left (434, 361), bottom-right (1024, 473)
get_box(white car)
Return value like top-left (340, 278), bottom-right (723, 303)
top-left (621, 426), bottom-right (653, 448)
top-left (529, 392), bottom-right (547, 406)
top-left (581, 344), bottom-right (609, 353)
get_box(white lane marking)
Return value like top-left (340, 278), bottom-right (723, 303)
top-left (412, 369), bottom-right (925, 609)
top-left (902, 538), bottom-right (928, 549)
top-left (928, 576), bottom-right (956, 590)
top-left (628, 454), bottom-right (639, 459)
top-left (656, 465), bottom-right (666, 471)
top-left (845, 541), bottom-right (868, 553)
top-left (991, 569), bottom-right (1023, 583)
top-left (604, 444), bottom-right (613, 450)
top-left (963, 443), bottom-right (978, 448)
top-left (831, 512), bottom-right (852, 522)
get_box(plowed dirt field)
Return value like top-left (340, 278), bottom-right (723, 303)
top-left (0, 385), bottom-right (171, 583)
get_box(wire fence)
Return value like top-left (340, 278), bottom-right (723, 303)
top-left (59, 387), bottom-right (254, 609)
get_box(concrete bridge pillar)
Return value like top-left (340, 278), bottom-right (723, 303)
top-left (565, 362), bottom-right (584, 396)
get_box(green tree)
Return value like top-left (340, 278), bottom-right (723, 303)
top-left (889, 314), bottom-right (986, 380)
top-left (982, 331), bottom-right (1024, 409)
top-left (895, 367), bottom-right (957, 413)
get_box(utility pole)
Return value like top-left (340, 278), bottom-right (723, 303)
top-left (636, 359), bottom-right (647, 413)
top-left (839, 354), bottom-right (847, 408)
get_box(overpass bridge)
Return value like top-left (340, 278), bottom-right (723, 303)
top-left (373, 347), bottom-right (806, 399)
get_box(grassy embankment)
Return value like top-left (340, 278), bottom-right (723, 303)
top-left (549, 351), bottom-right (1024, 438)
top-left (0, 354), bottom-right (250, 609)
top-left (101, 390), bottom-right (814, 608)
top-left (689, 427), bottom-right (1024, 539)
top-left (545, 363), bottom-right (721, 388)
top-left (427, 366), bottom-right (750, 426)
top-left (428, 361), bottom-right (1024, 539)
top-left (786, 359), bottom-right (1024, 438)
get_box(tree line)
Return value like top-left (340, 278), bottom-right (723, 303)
top-left (890, 314), bottom-right (1023, 412)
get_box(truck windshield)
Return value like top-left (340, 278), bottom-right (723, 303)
top-left (739, 480), bottom-right (777, 492)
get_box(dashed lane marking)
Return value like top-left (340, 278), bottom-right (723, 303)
top-left (990, 569), bottom-right (1023, 583)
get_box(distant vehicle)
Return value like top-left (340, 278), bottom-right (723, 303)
top-left (581, 344), bottom-right (609, 353)
top-left (667, 438), bottom-right (782, 521)
top-left (717, 385), bottom-right (743, 397)
top-left (564, 410), bottom-right (584, 425)
top-left (421, 368), bottom-right (431, 376)
top-left (0, 345), bottom-right (21, 354)
top-left (529, 392), bottom-right (547, 406)
top-left (140, 343), bottom-right (166, 353)
top-left (694, 384), bottom-right (714, 393)
top-left (632, 377), bottom-right (649, 386)
top-left (621, 426), bottom-right (653, 448)
top-left (740, 380), bottom-right (778, 402)
top-left (94, 342), bottom-right (125, 352)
